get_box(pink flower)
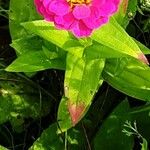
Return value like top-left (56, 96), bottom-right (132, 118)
top-left (34, 0), bottom-right (120, 38)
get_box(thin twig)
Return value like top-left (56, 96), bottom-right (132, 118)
top-left (82, 122), bottom-right (92, 150)
top-left (3, 125), bottom-right (15, 150)
top-left (132, 18), bottom-right (148, 46)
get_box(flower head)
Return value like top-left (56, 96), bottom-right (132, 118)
top-left (34, 0), bottom-right (120, 37)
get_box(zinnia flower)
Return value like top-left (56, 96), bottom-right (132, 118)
top-left (34, 0), bottom-right (120, 38)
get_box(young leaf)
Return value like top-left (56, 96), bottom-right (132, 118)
top-left (58, 53), bottom-right (105, 131)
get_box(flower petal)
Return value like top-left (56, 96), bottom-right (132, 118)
top-left (49, 0), bottom-right (70, 16)
top-left (55, 13), bottom-right (75, 29)
top-left (98, 2), bottom-right (118, 16)
top-left (71, 21), bottom-right (92, 37)
top-left (73, 5), bottom-right (91, 19)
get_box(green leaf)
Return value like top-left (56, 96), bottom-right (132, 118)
top-left (5, 50), bottom-right (65, 72)
top-left (133, 39), bottom-right (150, 55)
top-left (130, 103), bottom-right (150, 114)
top-left (58, 53), bottom-right (105, 131)
top-left (21, 20), bottom-right (84, 57)
top-left (21, 20), bottom-right (69, 47)
top-left (91, 17), bottom-right (146, 62)
top-left (94, 100), bottom-right (133, 150)
top-left (0, 145), bottom-right (8, 150)
top-left (29, 123), bottom-right (64, 150)
top-left (11, 36), bottom-right (43, 55)
top-left (9, 0), bottom-right (41, 40)
top-left (103, 58), bottom-right (150, 101)
top-left (84, 43), bottom-right (125, 59)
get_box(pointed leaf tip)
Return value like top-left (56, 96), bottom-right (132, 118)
top-left (68, 102), bottom-right (85, 126)
top-left (138, 53), bottom-right (149, 65)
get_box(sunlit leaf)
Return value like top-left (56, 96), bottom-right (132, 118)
top-left (5, 49), bottom-right (65, 72)
top-left (21, 20), bottom-right (84, 57)
top-left (58, 53), bottom-right (105, 131)
top-left (91, 17), bottom-right (148, 64)
top-left (0, 145), bottom-right (8, 150)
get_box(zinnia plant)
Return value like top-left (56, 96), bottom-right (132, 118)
top-left (4, 0), bottom-right (150, 149)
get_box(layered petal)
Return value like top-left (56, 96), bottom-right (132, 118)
top-left (71, 21), bottom-right (92, 37)
top-left (49, 0), bottom-right (70, 16)
top-left (55, 12), bottom-right (75, 29)
top-left (34, 0), bottom-right (120, 37)
top-left (73, 5), bottom-right (91, 19)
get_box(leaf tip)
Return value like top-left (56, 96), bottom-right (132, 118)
top-left (68, 102), bottom-right (85, 126)
top-left (138, 53), bottom-right (149, 65)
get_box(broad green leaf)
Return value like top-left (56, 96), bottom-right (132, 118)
top-left (94, 100), bottom-right (133, 150)
top-left (5, 50), bottom-right (65, 72)
top-left (21, 21), bottom-right (69, 47)
top-left (103, 58), bottom-right (150, 101)
top-left (84, 43), bottom-right (125, 59)
top-left (9, 0), bottom-right (41, 40)
top-left (91, 17), bottom-right (147, 62)
top-left (21, 20), bottom-right (84, 57)
top-left (58, 53), bottom-right (105, 131)
top-left (84, 38), bottom-right (150, 60)
top-left (29, 123), bottom-right (64, 150)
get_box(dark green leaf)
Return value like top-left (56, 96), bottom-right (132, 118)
top-left (103, 58), bottom-right (150, 101)
top-left (29, 124), bottom-right (64, 150)
top-left (94, 100), bottom-right (133, 150)
top-left (9, 0), bottom-right (41, 40)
